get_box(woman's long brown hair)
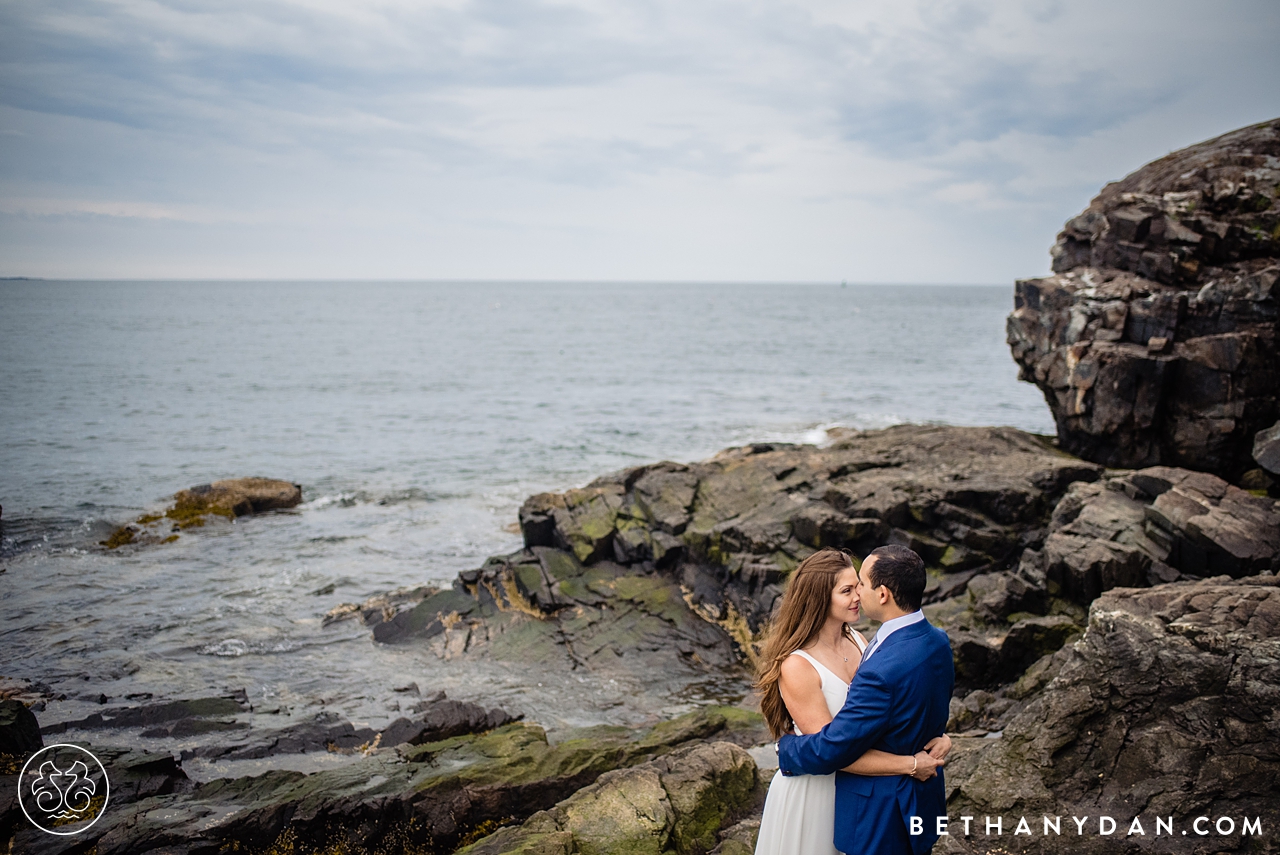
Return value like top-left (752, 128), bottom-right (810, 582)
top-left (754, 548), bottom-right (856, 739)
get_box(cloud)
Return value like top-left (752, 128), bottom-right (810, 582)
top-left (0, 0), bottom-right (1277, 279)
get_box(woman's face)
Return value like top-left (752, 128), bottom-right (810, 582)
top-left (829, 564), bottom-right (861, 625)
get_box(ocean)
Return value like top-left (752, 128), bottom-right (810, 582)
top-left (0, 280), bottom-right (1052, 738)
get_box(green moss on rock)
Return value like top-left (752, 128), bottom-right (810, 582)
top-left (458, 741), bottom-right (758, 855)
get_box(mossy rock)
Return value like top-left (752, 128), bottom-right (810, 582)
top-left (460, 741), bottom-right (758, 855)
top-left (102, 477), bottom-right (301, 549)
top-left (169, 477), bottom-right (302, 522)
top-left (101, 524), bottom-right (138, 549)
top-left (561, 765), bottom-right (674, 855)
top-left (658, 742), bottom-right (758, 853)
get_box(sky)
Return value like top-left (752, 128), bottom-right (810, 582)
top-left (1, 0), bottom-right (1278, 282)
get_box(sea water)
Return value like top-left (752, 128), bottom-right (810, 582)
top-left (0, 281), bottom-right (1052, 732)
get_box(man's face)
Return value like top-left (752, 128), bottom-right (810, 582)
top-left (856, 555), bottom-right (883, 621)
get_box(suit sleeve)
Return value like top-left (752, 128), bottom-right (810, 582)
top-left (776, 665), bottom-right (893, 776)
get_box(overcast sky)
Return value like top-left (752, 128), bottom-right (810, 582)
top-left (1, 0), bottom-right (1277, 282)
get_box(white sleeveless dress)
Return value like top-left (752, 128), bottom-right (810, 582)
top-left (755, 636), bottom-right (867, 855)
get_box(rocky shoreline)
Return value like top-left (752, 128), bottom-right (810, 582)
top-left (4, 118), bottom-right (1280, 854)
top-left (5, 421), bottom-right (1276, 854)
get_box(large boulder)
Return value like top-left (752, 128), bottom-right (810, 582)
top-left (1007, 118), bottom-right (1280, 479)
top-left (456, 740), bottom-right (760, 855)
top-left (944, 575), bottom-right (1280, 854)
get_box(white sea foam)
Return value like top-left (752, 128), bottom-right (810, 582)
top-left (200, 638), bottom-right (249, 657)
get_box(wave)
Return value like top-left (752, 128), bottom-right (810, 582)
top-left (304, 487), bottom-right (440, 510)
top-left (197, 638), bottom-right (303, 657)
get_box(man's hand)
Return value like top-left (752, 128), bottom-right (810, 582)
top-left (924, 733), bottom-right (952, 761)
top-left (911, 750), bottom-right (941, 781)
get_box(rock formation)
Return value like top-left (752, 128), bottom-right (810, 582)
top-left (168, 477), bottom-right (303, 519)
top-left (102, 477), bottom-right (303, 548)
top-left (11, 427), bottom-right (1280, 852)
top-left (3, 705), bottom-right (765, 854)
top-left (326, 426), bottom-right (1100, 702)
top-left (1008, 118), bottom-right (1280, 479)
top-left (456, 741), bottom-right (760, 855)
top-left (944, 575), bottom-right (1280, 854)
top-left (514, 425), bottom-right (1099, 642)
top-left (970, 466), bottom-right (1280, 616)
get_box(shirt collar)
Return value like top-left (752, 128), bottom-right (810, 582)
top-left (864, 609), bottom-right (925, 659)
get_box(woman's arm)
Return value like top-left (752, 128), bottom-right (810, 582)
top-left (779, 657), bottom-right (946, 781)
top-left (777, 656), bottom-right (834, 736)
top-left (842, 748), bottom-right (941, 779)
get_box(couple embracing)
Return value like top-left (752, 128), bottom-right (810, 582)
top-left (754, 545), bottom-right (954, 855)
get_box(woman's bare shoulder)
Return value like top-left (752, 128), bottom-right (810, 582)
top-left (778, 652), bottom-right (820, 689)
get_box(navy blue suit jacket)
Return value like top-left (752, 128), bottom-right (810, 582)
top-left (776, 618), bottom-right (954, 855)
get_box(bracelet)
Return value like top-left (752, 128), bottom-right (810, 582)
top-left (911, 755), bottom-right (918, 777)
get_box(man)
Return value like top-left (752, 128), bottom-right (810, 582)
top-left (776, 544), bottom-right (954, 855)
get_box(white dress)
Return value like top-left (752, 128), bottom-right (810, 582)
top-left (755, 637), bottom-right (867, 855)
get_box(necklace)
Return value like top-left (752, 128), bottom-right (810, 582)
top-left (820, 637), bottom-right (849, 663)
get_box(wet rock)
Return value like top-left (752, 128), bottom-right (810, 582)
top-left (381, 698), bottom-right (519, 746)
top-left (0, 699), bottom-right (41, 761)
top-left (945, 575), bottom-right (1280, 854)
top-left (187, 694), bottom-right (518, 761)
top-left (456, 740), bottom-right (759, 855)
top-left (359, 549), bottom-right (744, 693)
top-left (1, 745), bottom-right (191, 853)
top-left (170, 477), bottom-right (303, 518)
top-left (40, 695), bottom-right (248, 736)
top-left (342, 428), bottom-right (1098, 709)
top-left (322, 583), bottom-right (435, 628)
top-left (104, 748), bottom-right (192, 803)
top-left (3, 706), bottom-right (765, 855)
top-left (103, 477), bottom-right (303, 547)
top-left (1008, 118), bottom-right (1280, 478)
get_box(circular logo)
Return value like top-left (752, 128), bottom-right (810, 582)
top-left (17, 744), bottom-right (110, 835)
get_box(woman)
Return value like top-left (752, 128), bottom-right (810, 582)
top-left (754, 548), bottom-right (951, 855)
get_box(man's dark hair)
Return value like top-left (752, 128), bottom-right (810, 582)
top-left (865, 545), bottom-right (926, 612)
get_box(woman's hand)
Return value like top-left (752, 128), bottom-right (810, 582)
top-left (924, 733), bottom-right (952, 761)
top-left (911, 750), bottom-right (941, 781)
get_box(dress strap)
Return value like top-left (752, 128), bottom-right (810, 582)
top-left (790, 649), bottom-right (823, 669)
top-left (789, 649), bottom-right (846, 687)
top-left (848, 628), bottom-right (868, 652)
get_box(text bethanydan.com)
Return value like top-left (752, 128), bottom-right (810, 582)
top-left (910, 816), bottom-right (1263, 838)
